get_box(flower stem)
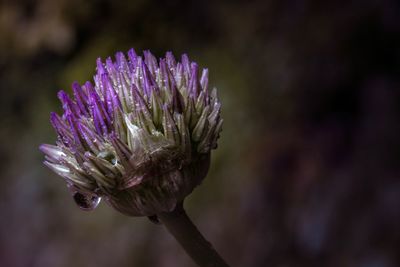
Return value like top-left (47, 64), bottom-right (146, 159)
top-left (158, 203), bottom-right (230, 267)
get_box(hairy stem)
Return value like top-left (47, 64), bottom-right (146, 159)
top-left (158, 204), bottom-right (230, 267)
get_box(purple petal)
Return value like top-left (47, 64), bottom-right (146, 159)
top-left (96, 58), bottom-right (106, 76)
top-left (141, 60), bottom-right (159, 96)
top-left (188, 63), bottom-right (199, 98)
top-left (39, 144), bottom-right (65, 163)
top-left (143, 50), bottom-right (157, 75)
top-left (76, 122), bottom-right (102, 153)
top-left (87, 82), bottom-right (111, 123)
top-left (175, 63), bottom-right (183, 84)
top-left (159, 59), bottom-right (170, 91)
top-left (128, 48), bottom-right (138, 70)
top-left (82, 81), bottom-right (94, 98)
top-left (161, 58), bottom-right (183, 113)
top-left (165, 51), bottom-right (176, 70)
top-left (101, 73), bottom-right (122, 117)
top-left (115, 51), bottom-right (130, 74)
top-left (58, 90), bottom-right (80, 117)
top-left (131, 83), bottom-right (148, 111)
top-left (87, 85), bottom-right (111, 136)
top-left (105, 57), bottom-right (117, 82)
top-left (65, 111), bottom-right (83, 148)
top-left (181, 54), bottom-right (191, 77)
top-left (102, 74), bottom-right (114, 116)
top-left (72, 82), bottom-right (89, 117)
top-left (200, 68), bottom-right (209, 92)
top-left (50, 112), bottom-right (73, 146)
top-left (91, 99), bottom-right (108, 136)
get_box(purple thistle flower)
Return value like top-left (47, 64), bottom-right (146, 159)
top-left (40, 49), bottom-right (223, 216)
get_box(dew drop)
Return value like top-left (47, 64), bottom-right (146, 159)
top-left (67, 184), bottom-right (101, 211)
top-left (72, 192), bottom-right (101, 211)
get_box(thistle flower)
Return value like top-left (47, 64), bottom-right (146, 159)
top-left (40, 49), bottom-right (222, 217)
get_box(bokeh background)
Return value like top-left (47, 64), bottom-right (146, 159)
top-left (1, 0), bottom-right (399, 266)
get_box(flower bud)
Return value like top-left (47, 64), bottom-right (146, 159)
top-left (40, 49), bottom-right (222, 216)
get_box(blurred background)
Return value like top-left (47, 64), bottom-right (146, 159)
top-left (0, 0), bottom-right (399, 266)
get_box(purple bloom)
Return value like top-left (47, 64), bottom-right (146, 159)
top-left (40, 49), bottom-right (223, 216)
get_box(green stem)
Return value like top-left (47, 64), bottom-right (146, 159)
top-left (158, 204), bottom-right (230, 267)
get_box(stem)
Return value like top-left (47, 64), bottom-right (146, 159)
top-left (158, 204), bottom-right (230, 267)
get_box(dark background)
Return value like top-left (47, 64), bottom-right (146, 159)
top-left (0, 0), bottom-right (399, 266)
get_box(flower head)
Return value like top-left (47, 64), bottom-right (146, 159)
top-left (40, 49), bottom-right (222, 216)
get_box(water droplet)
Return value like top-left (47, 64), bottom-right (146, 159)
top-left (67, 184), bottom-right (101, 211)
top-left (72, 192), bottom-right (101, 211)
